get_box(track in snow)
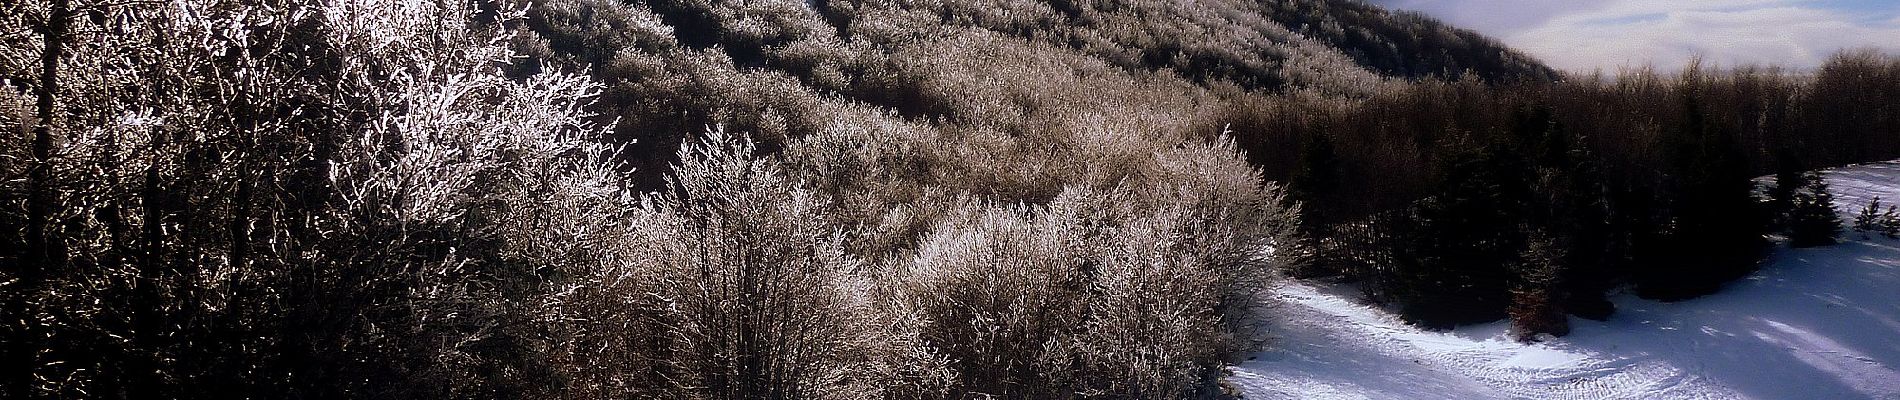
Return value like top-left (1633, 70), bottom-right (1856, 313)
top-left (1228, 281), bottom-right (1739, 400)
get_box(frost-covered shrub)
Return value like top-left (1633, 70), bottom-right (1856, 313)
top-left (549, 131), bottom-right (951, 398)
top-left (893, 136), bottom-right (1296, 397)
top-left (525, 0), bottom-right (678, 66)
top-left (315, 0), bottom-right (654, 396)
top-left (0, 0), bottom-right (667, 395)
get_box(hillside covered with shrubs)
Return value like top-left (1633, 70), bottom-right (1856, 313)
top-left (3, 0), bottom-right (1898, 398)
top-left (508, 0), bottom-right (1558, 188)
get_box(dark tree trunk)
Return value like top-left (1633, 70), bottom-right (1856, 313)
top-left (131, 54), bottom-right (171, 399)
top-left (26, 0), bottom-right (71, 283)
top-left (11, 1), bottom-right (72, 397)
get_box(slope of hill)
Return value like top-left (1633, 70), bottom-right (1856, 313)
top-left (1255, 0), bottom-right (1558, 82)
top-left (629, 0), bottom-right (1556, 89)
top-left (1229, 161), bottom-right (1900, 399)
top-left (512, 0), bottom-right (1559, 187)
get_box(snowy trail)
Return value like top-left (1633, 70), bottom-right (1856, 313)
top-left (1230, 162), bottom-right (1900, 400)
top-left (1229, 281), bottom-right (1743, 400)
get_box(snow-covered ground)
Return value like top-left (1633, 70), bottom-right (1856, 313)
top-left (1229, 162), bottom-right (1900, 399)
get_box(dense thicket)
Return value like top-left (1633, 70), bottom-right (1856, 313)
top-left (496, 0), bottom-right (1554, 188)
top-left (0, 0), bottom-right (1303, 397)
top-left (1265, 54), bottom-right (1900, 331)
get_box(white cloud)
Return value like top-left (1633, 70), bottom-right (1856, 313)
top-left (1371, 0), bottom-right (1900, 72)
top-left (1373, 0), bottom-right (1613, 31)
top-left (1519, 6), bottom-right (1900, 71)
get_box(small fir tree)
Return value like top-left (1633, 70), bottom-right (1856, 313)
top-left (1881, 205), bottom-right (1900, 238)
top-left (1509, 231), bottom-right (1570, 342)
top-left (1854, 197), bottom-right (1885, 236)
top-left (1786, 172), bottom-right (1841, 248)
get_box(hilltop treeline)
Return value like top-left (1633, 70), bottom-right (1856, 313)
top-left (1257, 53), bottom-right (1900, 336)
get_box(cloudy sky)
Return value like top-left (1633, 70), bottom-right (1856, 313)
top-left (1368, 0), bottom-right (1900, 72)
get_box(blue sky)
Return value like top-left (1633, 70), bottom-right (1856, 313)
top-left (1368, 0), bottom-right (1900, 72)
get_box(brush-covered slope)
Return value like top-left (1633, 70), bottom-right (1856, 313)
top-left (507, 0), bottom-right (1557, 185)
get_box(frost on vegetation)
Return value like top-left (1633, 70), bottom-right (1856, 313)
top-left (890, 149), bottom-right (1295, 396)
top-left (0, 0), bottom-right (1446, 396)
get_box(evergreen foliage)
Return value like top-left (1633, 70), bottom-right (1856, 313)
top-left (1630, 93), bottom-right (1770, 300)
top-left (1349, 104), bottom-right (1620, 329)
top-left (1510, 105), bottom-right (1615, 320)
top-left (1767, 153), bottom-right (1808, 229)
top-left (1883, 206), bottom-right (1900, 239)
top-left (1855, 197), bottom-right (1883, 232)
top-left (1853, 197), bottom-right (1900, 238)
top-left (1786, 172), bottom-right (1842, 248)
top-left (1290, 131), bottom-right (1343, 229)
top-left (1370, 140), bottom-right (1530, 328)
top-left (1509, 231), bottom-right (1571, 342)
top-left (1286, 131), bottom-right (1344, 278)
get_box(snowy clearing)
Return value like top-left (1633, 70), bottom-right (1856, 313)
top-left (1230, 162), bottom-right (1900, 399)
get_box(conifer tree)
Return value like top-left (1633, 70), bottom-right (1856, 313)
top-left (1379, 137), bottom-right (1529, 328)
top-left (1786, 172), bottom-right (1841, 247)
top-left (1882, 205), bottom-right (1900, 238)
top-left (1287, 131), bottom-right (1343, 277)
top-left (1854, 197), bottom-right (1884, 236)
top-left (1509, 231), bottom-right (1569, 342)
top-left (1634, 92), bottom-right (1769, 300)
top-left (1289, 131), bottom-right (1341, 229)
top-left (1767, 154), bottom-right (1809, 229)
top-left (1513, 105), bottom-right (1614, 320)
